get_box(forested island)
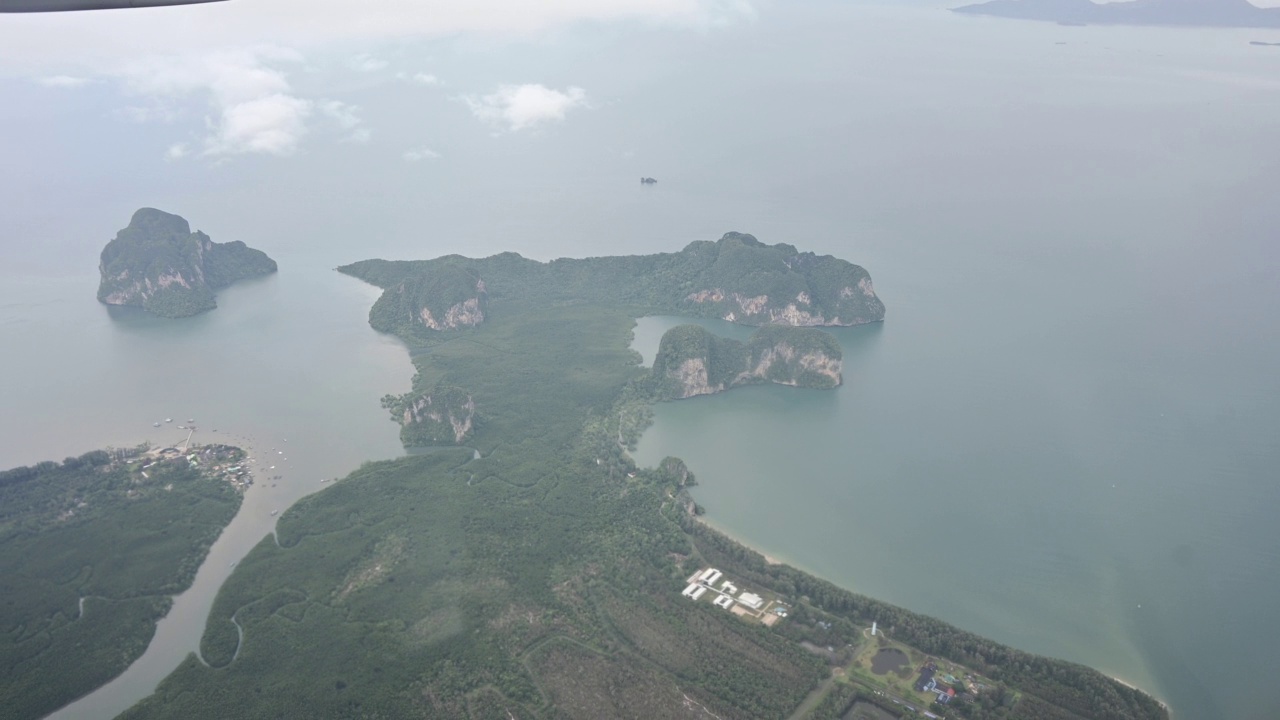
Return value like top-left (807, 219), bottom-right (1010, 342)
top-left (107, 234), bottom-right (1167, 720)
top-left (0, 445), bottom-right (245, 719)
top-left (952, 0), bottom-right (1280, 28)
top-left (97, 208), bottom-right (277, 318)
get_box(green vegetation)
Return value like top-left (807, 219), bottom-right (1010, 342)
top-left (123, 306), bottom-right (829, 719)
top-left (0, 447), bottom-right (243, 720)
top-left (339, 231), bottom-right (885, 339)
top-left (115, 239), bottom-right (1161, 720)
top-left (97, 208), bottom-right (277, 318)
top-left (650, 324), bottom-right (843, 399)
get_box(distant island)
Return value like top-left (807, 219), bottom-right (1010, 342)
top-left (1251, 40), bottom-right (1280, 45)
top-left (97, 208), bottom-right (277, 318)
top-left (952, 0), bottom-right (1280, 28)
top-left (640, 176), bottom-right (657, 185)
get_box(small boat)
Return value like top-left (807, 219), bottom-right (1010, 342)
top-left (153, 422), bottom-right (161, 427)
top-left (165, 418), bottom-right (172, 423)
top-left (177, 426), bottom-right (185, 429)
top-left (187, 418), bottom-right (195, 423)
top-left (270, 509), bottom-right (278, 516)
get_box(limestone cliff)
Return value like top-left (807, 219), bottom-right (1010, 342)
top-left (339, 231), bottom-right (885, 337)
top-left (651, 324), bottom-right (842, 400)
top-left (97, 208), bottom-right (276, 318)
top-left (680, 232), bottom-right (885, 327)
top-left (386, 386), bottom-right (477, 445)
top-left (366, 264), bottom-right (488, 335)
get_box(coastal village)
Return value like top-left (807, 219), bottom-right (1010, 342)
top-left (144, 443), bottom-right (255, 492)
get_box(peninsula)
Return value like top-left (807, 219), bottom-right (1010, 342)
top-left (115, 235), bottom-right (1165, 720)
top-left (952, 0), bottom-right (1280, 28)
top-left (0, 444), bottom-right (247, 720)
top-left (97, 208), bottom-right (277, 318)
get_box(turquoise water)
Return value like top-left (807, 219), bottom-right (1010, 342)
top-left (1, 3), bottom-right (1278, 718)
top-left (634, 233), bottom-right (1280, 720)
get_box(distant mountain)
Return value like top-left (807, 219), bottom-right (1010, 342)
top-left (952, 0), bottom-right (1280, 28)
top-left (97, 208), bottom-right (277, 318)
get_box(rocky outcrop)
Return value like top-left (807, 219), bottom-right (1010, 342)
top-left (340, 231), bottom-right (886, 336)
top-left (97, 208), bottom-right (276, 318)
top-left (651, 324), bottom-right (842, 400)
top-left (677, 232), bottom-right (884, 326)
top-left (369, 265), bottom-right (488, 335)
top-left (397, 387), bottom-right (476, 445)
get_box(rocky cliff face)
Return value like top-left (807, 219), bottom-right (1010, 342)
top-left (681, 233), bottom-right (884, 327)
top-left (341, 231), bottom-right (885, 337)
top-left (369, 265), bottom-right (488, 335)
top-left (97, 208), bottom-right (277, 318)
top-left (652, 324), bottom-right (843, 400)
top-left (396, 387), bottom-right (476, 445)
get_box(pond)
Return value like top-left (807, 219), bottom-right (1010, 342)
top-left (870, 648), bottom-right (909, 676)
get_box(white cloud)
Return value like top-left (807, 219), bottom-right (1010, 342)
top-left (0, 1), bottom-right (754, 72)
top-left (38, 75), bottom-right (89, 88)
top-left (166, 143), bottom-right (189, 160)
top-left (319, 99), bottom-right (370, 142)
top-left (397, 71), bottom-right (440, 86)
top-left (464, 83), bottom-right (587, 132)
top-left (112, 46), bottom-right (314, 157)
top-left (349, 54), bottom-right (388, 72)
top-left (206, 93), bottom-right (312, 156)
top-left (319, 99), bottom-right (360, 129)
top-left (403, 146), bottom-right (441, 162)
top-left (118, 104), bottom-right (181, 124)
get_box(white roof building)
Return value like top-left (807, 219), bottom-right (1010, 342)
top-left (698, 567), bottom-right (720, 582)
top-left (737, 592), bottom-right (765, 610)
top-left (689, 586), bottom-right (708, 601)
top-left (720, 581), bottom-right (738, 595)
top-left (713, 594), bottom-right (735, 609)
top-left (682, 583), bottom-right (701, 597)
top-left (702, 570), bottom-right (723, 586)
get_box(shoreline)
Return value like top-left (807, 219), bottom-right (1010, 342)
top-left (685, 496), bottom-right (1173, 717)
top-left (1111, 675), bottom-right (1172, 715)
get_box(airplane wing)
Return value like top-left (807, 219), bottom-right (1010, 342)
top-left (1, 0), bottom-right (225, 11)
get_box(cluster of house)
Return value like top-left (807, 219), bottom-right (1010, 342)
top-left (681, 567), bottom-right (780, 617)
top-left (141, 445), bottom-right (254, 492)
top-left (915, 662), bottom-right (976, 706)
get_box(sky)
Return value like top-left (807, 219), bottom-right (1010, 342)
top-left (0, 0), bottom-right (761, 161)
top-left (2, 0), bottom-right (1278, 163)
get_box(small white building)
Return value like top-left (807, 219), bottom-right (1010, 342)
top-left (737, 592), bottom-right (765, 610)
top-left (682, 583), bottom-right (701, 597)
top-left (689, 586), bottom-right (708, 601)
top-left (698, 567), bottom-right (721, 582)
top-left (720, 581), bottom-right (738, 595)
top-left (713, 594), bottom-right (735, 609)
top-left (702, 570), bottom-right (723, 586)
